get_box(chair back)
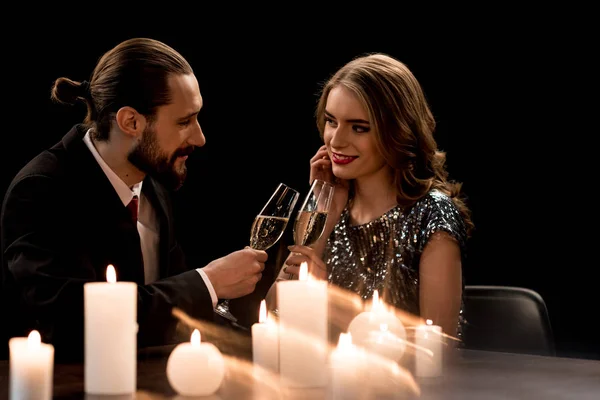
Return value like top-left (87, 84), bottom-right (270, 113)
top-left (463, 285), bottom-right (555, 356)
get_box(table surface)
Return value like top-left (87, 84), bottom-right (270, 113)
top-left (1, 346), bottom-right (599, 400)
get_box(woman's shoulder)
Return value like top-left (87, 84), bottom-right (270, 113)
top-left (407, 189), bottom-right (460, 218)
top-left (420, 189), bottom-right (456, 207)
top-left (408, 190), bottom-right (468, 250)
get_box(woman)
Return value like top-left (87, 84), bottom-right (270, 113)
top-left (273, 53), bottom-right (473, 339)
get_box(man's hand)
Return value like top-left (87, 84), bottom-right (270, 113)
top-left (202, 247), bottom-right (267, 299)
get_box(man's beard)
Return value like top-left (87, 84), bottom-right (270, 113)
top-left (127, 125), bottom-right (194, 191)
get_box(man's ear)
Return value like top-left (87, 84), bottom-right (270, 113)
top-left (115, 106), bottom-right (146, 138)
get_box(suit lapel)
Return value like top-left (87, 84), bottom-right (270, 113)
top-left (141, 177), bottom-right (172, 278)
top-left (61, 125), bottom-right (145, 283)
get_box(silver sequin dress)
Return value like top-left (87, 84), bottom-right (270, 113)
top-left (325, 190), bottom-right (468, 337)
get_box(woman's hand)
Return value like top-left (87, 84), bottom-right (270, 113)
top-left (310, 145), bottom-right (335, 184)
top-left (309, 145), bottom-right (349, 224)
top-left (282, 245), bottom-right (328, 280)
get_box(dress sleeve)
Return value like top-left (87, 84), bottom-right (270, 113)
top-left (416, 192), bottom-right (468, 253)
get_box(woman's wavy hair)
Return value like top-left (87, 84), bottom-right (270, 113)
top-left (316, 53), bottom-right (474, 236)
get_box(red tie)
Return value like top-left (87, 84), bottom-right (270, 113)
top-left (126, 194), bottom-right (144, 273)
top-left (127, 195), bottom-right (139, 224)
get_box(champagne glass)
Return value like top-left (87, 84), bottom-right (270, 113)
top-left (215, 183), bottom-right (300, 323)
top-left (288, 179), bottom-right (334, 278)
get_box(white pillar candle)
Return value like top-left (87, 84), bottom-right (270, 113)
top-left (347, 290), bottom-right (406, 362)
top-left (166, 329), bottom-right (226, 396)
top-left (415, 319), bottom-right (443, 378)
top-left (84, 264), bottom-right (137, 395)
top-left (277, 262), bottom-right (328, 388)
top-left (329, 333), bottom-right (365, 400)
top-left (252, 299), bottom-right (279, 374)
top-left (9, 330), bottom-right (54, 400)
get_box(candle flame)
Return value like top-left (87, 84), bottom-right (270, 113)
top-left (191, 329), bottom-right (201, 347)
top-left (426, 319), bottom-right (433, 326)
top-left (106, 264), bottom-right (116, 283)
top-left (259, 299), bottom-right (267, 323)
top-left (337, 332), bottom-right (353, 350)
top-left (380, 323), bottom-right (388, 332)
top-left (372, 289), bottom-right (380, 312)
top-left (299, 262), bottom-right (308, 281)
top-left (27, 330), bottom-right (41, 350)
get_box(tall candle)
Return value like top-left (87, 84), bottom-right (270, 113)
top-left (277, 262), bottom-right (328, 388)
top-left (415, 319), bottom-right (443, 378)
top-left (9, 330), bottom-right (54, 400)
top-left (329, 333), bottom-right (365, 400)
top-left (84, 264), bottom-right (137, 394)
top-left (252, 299), bottom-right (279, 374)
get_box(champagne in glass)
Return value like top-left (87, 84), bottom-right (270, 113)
top-left (289, 179), bottom-right (334, 278)
top-left (215, 183), bottom-right (299, 323)
top-left (294, 210), bottom-right (328, 246)
top-left (250, 215), bottom-right (289, 250)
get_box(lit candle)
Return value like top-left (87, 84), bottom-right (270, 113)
top-left (251, 299), bottom-right (279, 374)
top-left (9, 330), bottom-right (54, 400)
top-left (366, 323), bottom-right (406, 362)
top-left (84, 264), bottom-right (137, 394)
top-left (166, 329), bottom-right (226, 396)
top-left (329, 333), bottom-right (365, 400)
top-left (347, 290), bottom-right (406, 362)
top-left (415, 319), bottom-right (443, 378)
top-left (277, 262), bottom-right (328, 388)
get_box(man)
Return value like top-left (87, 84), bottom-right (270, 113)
top-left (0, 38), bottom-right (266, 361)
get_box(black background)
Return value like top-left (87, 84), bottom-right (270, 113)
top-left (1, 13), bottom-right (597, 359)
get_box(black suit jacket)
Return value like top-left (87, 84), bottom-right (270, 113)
top-left (0, 125), bottom-right (214, 361)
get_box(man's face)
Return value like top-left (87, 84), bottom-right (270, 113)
top-left (128, 74), bottom-right (205, 190)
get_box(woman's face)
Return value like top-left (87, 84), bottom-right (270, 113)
top-left (323, 85), bottom-right (387, 181)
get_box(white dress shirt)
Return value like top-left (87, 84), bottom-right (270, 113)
top-left (83, 130), bottom-right (217, 308)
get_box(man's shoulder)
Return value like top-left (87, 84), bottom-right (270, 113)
top-left (8, 124), bottom-right (87, 188)
top-left (3, 132), bottom-right (74, 205)
top-left (10, 148), bottom-right (65, 188)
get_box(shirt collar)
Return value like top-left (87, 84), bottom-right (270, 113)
top-left (83, 129), bottom-right (143, 206)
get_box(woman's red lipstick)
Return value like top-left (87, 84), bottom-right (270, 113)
top-left (331, 152), bottom-right (358, 165)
